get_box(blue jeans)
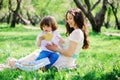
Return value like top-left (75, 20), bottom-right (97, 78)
top-left (35, 50), bottom-right (59, 69)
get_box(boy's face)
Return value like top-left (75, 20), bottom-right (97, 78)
top-left (42, 25), bottom-right (52, 33)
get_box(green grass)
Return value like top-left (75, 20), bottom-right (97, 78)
top-left (0, 24), bottom-right (120, 80)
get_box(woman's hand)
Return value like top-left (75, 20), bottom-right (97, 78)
top-left (57, 36), bottom-right (64, 45)
top-left (46, 43), bottom-right (58, 52)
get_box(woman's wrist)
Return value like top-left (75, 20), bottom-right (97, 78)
top-left (55, 48), bottom-right (59, 52)
top-left (56, 48), bottom-right (62, 54)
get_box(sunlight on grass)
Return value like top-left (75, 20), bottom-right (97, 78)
top-left (0, 24), bottom-right (120, 80)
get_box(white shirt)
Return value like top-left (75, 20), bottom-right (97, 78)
top-left (36, 30), bottom-right (61, 52)
top-left (53, 29), bottom-right (84, 70)
top-left (63, 29), bottom-right (84, 55)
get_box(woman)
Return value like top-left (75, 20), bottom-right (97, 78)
top-left (6, 8), bottom-right (89, 71)
top-left (46, 8), bottom-right (89, 70)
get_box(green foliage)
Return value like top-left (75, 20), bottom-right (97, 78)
top-left (0, 24), bottom-right (120, 80)
top-left (113, 60), bottom-right (120, 77)
top-left (0, 0), bottom-right (76, 24)
top-left (31, 0), bottom-right (76, 21)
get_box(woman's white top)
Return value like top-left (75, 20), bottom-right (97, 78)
top-left (64, 29), bottom-right (84, 55)
top-left (53, 29), bottom-right (84, 70)
top-left (36, 30), bottom-right (61, 52)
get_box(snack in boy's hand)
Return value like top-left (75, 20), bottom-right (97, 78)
top-left (42, 32), bottom-right (53, 41)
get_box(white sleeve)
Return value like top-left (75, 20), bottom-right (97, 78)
top-left (69, 30), bottom-right (83, 43)
top-left (36, 32), bottom-right (43, 43)
top-left (53, 30), bottom-right (61, 37)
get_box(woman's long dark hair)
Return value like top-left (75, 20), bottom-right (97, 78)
top-left (65, 8), bottom-right (89, 49)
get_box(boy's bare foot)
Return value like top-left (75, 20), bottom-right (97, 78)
top-left (40, 66), bottom-right (46, 72)
top-left (6, 57), bottom-right (17, 68)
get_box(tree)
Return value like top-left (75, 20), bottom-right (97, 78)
top-left (0, 0), bottom-right (75, 26)
top-left (104, 6), bottom-right (112, 28)
top-left (0, 0), bottom-right (3, 9)
top-left (74, 0), bottom-right (108, 33)
top-left (9, 0), bottom-right (22, 28)
top-left (0, 0), bottom-right (9, 23)
top-left (8, 0), bottom-right (33, 27)
top-left (108, 0), bottom-right (120, 29)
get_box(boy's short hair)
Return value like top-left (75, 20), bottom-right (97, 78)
top-left (40, 16), bottom-right (58, 31)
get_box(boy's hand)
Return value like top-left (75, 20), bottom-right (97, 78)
top-left (39, 35), bottom-right (45, 40)
top-left (41, 32), bottom-right (53, 41)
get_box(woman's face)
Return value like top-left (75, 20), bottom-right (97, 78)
top-left (42, 25), bottom-right (52, 32)
top-left (66, 13), bottom-right (75, 28)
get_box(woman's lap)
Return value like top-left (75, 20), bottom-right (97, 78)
top-left (18, 49), bottom-right (40, 63)
top-left (53, 55), bottom-right (76, 70)
top-left (6, 49), bottom-right (76, 71)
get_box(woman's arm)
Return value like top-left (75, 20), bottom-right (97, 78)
top-left (57, 36), bottom-right (65, 46)
top-left (46, 40), bottom-right (77, 57)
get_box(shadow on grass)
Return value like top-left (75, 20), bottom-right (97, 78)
top-left (0, 26), bottom-right (11, 32)
top-left (0, 69), bottom-right (21, 80)
top-left (82, 71), bottom-right (118, 80)
top-left (103, 35), bottom-right (120, 41)
top-left (0, 67), bottom-right (119, 80)
top-left (89, 32), bottom-right (120, 41)
top-left (82, 60), bottom-right (120, 80)
top-left (89, 32), bottom-right (101, 36)
top-left (0, 35), bottom-right (36, 41)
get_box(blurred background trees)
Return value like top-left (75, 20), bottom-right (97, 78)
top-left (74, 0), bottom-right (108, 32)
top-left (0, 0), bottom-right (120, 33)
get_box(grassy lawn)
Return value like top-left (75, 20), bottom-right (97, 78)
top-left (0, 24), bottom-right (120, 80)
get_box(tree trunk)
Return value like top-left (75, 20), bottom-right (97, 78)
top-left (104, 7), bottom-right (111, 28)
top-left (108, 1), bottom-right (120, 30)
top-left (7, 12), bottom-right (12, 24)
top-left (27, 11), bottom-right (35, 26)
top-left (0, 0), bottom-right (3, 9)
top-left (117, 23), bottom-right (120, 30)
top-left (11, 12), bottom-right (17, 27)
top-left (10, 0), bottom-right (21, 28)
top-left (74, 0), bottom-right (108, 33)
top-left (112, 8), bottom-right (120, 30)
